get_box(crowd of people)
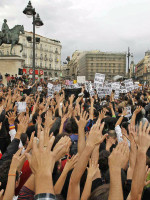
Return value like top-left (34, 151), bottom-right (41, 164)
top-left (0, 75), bottom-right (150, 200)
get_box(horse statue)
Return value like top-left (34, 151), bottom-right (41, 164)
top-left (0, 24), bottom-right (25, 55)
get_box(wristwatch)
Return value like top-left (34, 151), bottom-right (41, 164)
top-left (121, 115), bottom-right (124, 117)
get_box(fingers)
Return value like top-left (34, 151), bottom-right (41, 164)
top-left (33, 137), bottom-right (38, 152)
top-left (15, 147), bottom-right (23, 156)
top-left (99, 133), bottom-right (108, 144)
top-left (39, 131), bottom-right (44, 150)
top-left (47, 136), bottom-right (55, 151)
top-left (143, 121), bottom-right (148, 134)
top-left (25, 152), bottom-right (31, 165)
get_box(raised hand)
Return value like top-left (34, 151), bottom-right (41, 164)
top-left (17, 115), bottom-right (29, 135)
top-left (86, 121), bottom-right (108, 147)
top-left (134, 106), bottom-right (143, 115)
top-left (109, 142), bottom-right (129, 170)
top-left (137, 121), bottom-right (150, 152)
top-left (87, 159), bottom-right (99, 180)
top-left (63, 154), bottom-right (79, 173)
top-left (25, 133), bottom-right (57, 175)
top-left (53, 136), bottom-right (72, 161)
top-left (6, 111), bottom-right (16, 125)
top-left (99, 110), bottom-right (106, 121)
top-left (9, 148), bottom-right (25, 173)
top-left (75, 110), bottom-right (88, 129)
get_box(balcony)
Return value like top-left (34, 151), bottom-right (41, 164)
top-left (49, 58), bottom-right (53, 62)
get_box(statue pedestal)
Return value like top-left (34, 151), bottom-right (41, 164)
top-left (0, 55), bottom-right (25, 86)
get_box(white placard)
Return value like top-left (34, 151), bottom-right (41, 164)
top-left (15, 102), bottom-right (26, 113)
top-left (77, 76), bottom-right (86, 83)
top-left (53, 84), bottom-right (61, 93)
top-left (94, 73), bottom-right (105, 84)
top-left (37, 86), bottom-right (42, 92)
top-left (125, 106), bottom-right (132, 118)
top-left (47, 83), bottom-right (54, 97)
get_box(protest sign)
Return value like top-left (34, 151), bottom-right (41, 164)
top-left (15, 102), bottom-right (26, 113)
top-left (125, 106), bottom-right (132, 118)
top-left (37, 86), bottom-right (42, 92)
top-left (94, 73), bottom-right (105, 85)
top-left (53, 84), bottom-right (61, 93)
top-left (77, 76), bottom-right (86, 83)
top-left (47, 83), bottom-right (54, 97)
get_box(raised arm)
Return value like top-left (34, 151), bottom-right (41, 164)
top-left (108, 141), bottom-right (129, 200)
top-left (81, 159), bottom-right (99, 200)
top-left (67, 121), bottom-right (107, 200)
top-left (75, 109), bottom-right (88, 155)
top-left (130, 121), bottom-right (150, 200)
top-left (54, 154), bottom-right (78, 194)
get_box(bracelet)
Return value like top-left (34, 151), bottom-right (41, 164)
top-left (9, 125), bottom-right (15, 130)
top-left (9, 124), bottom-right (15, 127)
top-left (8, 174), bottom-right (16, 176)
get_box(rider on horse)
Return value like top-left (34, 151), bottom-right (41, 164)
top-left (1, 19), bottom-right (10, 43)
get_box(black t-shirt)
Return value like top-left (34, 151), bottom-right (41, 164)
top-left (23, 88), bottom-right (32, 96)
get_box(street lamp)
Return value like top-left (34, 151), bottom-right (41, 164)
top-left (23, 1), bottom-right (43, 83)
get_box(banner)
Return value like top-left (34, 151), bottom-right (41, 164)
top-left (29, 69), bottom-right (33, 75)
top-left (39, 70), bottom-right (44, 75)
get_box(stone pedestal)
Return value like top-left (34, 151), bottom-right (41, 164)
top-left (0, 56), bottom-right (25, 86)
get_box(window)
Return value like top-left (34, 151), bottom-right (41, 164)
top-left (49, 64), bottom-right (51, 69)
top-left (91, 63), bottom-right (93, 66)
top-left (91, 57), bottom-right (93, 61)
top-left (44, 72), bottom-right (47, 76)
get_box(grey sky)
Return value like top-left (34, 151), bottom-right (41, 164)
top-left (0, 0), bottom-right (150, 64)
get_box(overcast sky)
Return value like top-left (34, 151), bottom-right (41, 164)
top-left (0, 0), bottom-right (150, 65)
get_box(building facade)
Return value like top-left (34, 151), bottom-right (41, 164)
top-left (67, 50), bottom-right (83, 80)
top-left (77, 51), bottom-right (126, 80)
top-left (135, 50), bottom-right (150, 85)
top-left (130, 61), bottom-right (136, 78)
top-left (0, 31), bottom-right (62, 80)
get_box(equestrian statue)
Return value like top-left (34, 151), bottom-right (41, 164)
top-left (0, 19), bottom-right (25, 54)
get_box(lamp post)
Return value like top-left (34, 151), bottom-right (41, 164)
top-left (23, 1), bottom-right (43, 83)
top-left (127, 47), bottom-right (131, 78)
